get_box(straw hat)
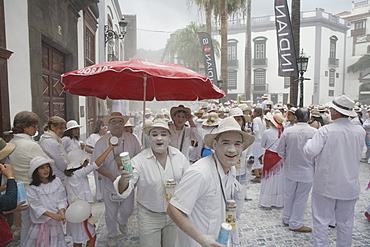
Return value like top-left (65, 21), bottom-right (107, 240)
top-left (318, 105), bottom-right (326, 112)
top-left (265, 110), bottom-right (285, 128)
top-left (65, 120), bottom-right (83, 131)
top-left (103, 112), bottom-right (129, 126)
top-left (202, 112), bottom-right (221, 126)
top-left (204, 117), bottom-right (254, 150)
top-left (124, 120), bottom-right (134, 127)
top-left (262, 94), bottom-right (269, 99)
top-left (0, 138), bottom-right (15, 161)
top-left (287, 107), bottom-right (297, 114)
top-left (310, 109), bottom-right (321, 118)
top-left (326, 95), bottom-right (356, 117)
top-left (28, 156), bottom-right (55, 179)
top-left (170, 105), bottom-right (191, 120)
top-left (67, 149), bottom-right (90, 170)
top-left (144, 108), bottom-right (152, 115)
top-left (228, 107), bottom-right (251, 122)
top-left (144, 119), bottom-right (174, 136)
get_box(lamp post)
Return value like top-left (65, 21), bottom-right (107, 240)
top-left (297, 49), bottom-right (309, 107)
top-left (104, 18), bottom-right (128, 47)
top-left (217, 79), bottom-right (224, 89)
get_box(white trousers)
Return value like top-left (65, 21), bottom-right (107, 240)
top-left (103, 190), bottom-right (135, 238)
top-left (311, 192), bottom-right (357, 247)
top-left (20, 207), bottom-right (31, 247)
top-left (252, 141), bottom-right (263, 170)
top-left (137, 203), bottom-right (177, 247)
top-left (93, 170), bottom-right (103, 201)
top-left (282, 178), bottom-right (312, 229)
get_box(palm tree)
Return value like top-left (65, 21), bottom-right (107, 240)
top-left (165, 22), bottom-right (220, 72)
top-left (187, 0), bottom-right (214, 34)
top-left (290, 0), bottom-right (301, 106)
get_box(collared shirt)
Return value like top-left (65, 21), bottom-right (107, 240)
top-left (276, 123), bottom-right (317, 182)
top-left (170, 155), bottom-right (238, 247)
top-left (85, 133), bottom-right (103, 148)
top-left (169, 124), bottom-right (202, 160)
top-left (9, 133), bottom-right (47, 184)
top-left (252, 117), bottom-right (266, 140)
top-left (62, 136), bottom-right (81, 153)
top-left (261, 127), bottom-right (280, 152)
top-left (303, 118), bottom-right (365, 200)
top-left (113, 146), bottom-right (189, 213)
top-left (91, 132), bottom-right (141, 194)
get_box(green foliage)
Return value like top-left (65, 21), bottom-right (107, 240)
top-left (347, 55), bottom-right (370, 73)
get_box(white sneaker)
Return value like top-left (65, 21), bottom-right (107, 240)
top-left (119, 224), bottom-right (128, 235)
top-left (107, 237), bottom-right (117, 247)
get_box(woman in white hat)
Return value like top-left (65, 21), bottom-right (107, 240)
top-left (62, 120), bottom-right (84, 154)
top-left (39, 116), bottom-right (69, 182)
top-left (25, 156), bottom-right (68, 247)
top-left (259, 110), bottom-right (285, 208)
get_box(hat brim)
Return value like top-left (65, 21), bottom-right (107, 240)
top-left (204, 130), bottom-right (254, 151)
top-left (144, 125), bottom-right (174, 136)
top-left (0, 143), bottom-right (16, 160)
top-left (103, 115), bottom-right (129, 126)
top-left (170, 106), bottom-right (191, 120)
top-left (65, 125), bottom-right (83, 131)
top-left (326, 101), bottom-right (357, 117)
top-left (28, 157), bottom-right (55, 179)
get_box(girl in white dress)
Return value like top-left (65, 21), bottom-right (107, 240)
top-left (64, 143), bottom-right (116, 247)
top-left (25, 156), bottom-right (68, 247)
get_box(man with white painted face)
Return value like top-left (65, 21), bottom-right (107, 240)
top-left (114, 119), bottom-right (189, 247)
top-left (168, 117), bottom-right (254, 247)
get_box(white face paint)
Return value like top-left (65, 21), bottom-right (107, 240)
top-left (213, 131), bottom-right (243, 173)
top-left (149, 127), bottom-right (171, 154)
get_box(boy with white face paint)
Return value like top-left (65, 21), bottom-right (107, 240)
top-left (114, 119), bottom-right (189, 247)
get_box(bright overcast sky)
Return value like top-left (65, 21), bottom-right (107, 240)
top-left (120, 0), bottom-right (353, 50)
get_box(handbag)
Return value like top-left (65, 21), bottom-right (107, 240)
top-left (0, 213), bottom-right (13, 247)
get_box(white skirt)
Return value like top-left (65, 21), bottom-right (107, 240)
top-left (25, 221), bottom-right (67, 247)
top-left (66, 220), bottom-right (96, 243)
top-left (259, 168), bottom-right (285, 208)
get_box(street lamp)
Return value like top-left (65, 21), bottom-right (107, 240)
top-left (104, 18), bottom-right (128, 47)
top-left (297, 49), bottom-right (309, 107)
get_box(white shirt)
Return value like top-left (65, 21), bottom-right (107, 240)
top-left (276, 123), bottom-right (317, 182)
top-left (252, 117), bottom-right (266, 140)
top-left (27, 177), bottom-right (68, 224)
top-left (235, 145), bottom-right (253, 176)
top-left (261, 127), bottom-right (280, 152)
top-left (85, 133), bottom-right (102, 148)
top-left (170, 155), bottom-right (239, 247)
top-left (65, 163), bottom-right (98, 204)
top-left (303, 118), bottom-right (366, 200)
top-left (91, 132), bottom-right (141, 194)
top-left (39, 131), bottom-right (69, 181)
top-left (9, 133), bottom-right (47, 184)
top-left (114, 146), bottom-right (189, 213)
top-left (62, 136), bottom-right (81, 153)
top-left (169, 124), bottom-right (202, 160)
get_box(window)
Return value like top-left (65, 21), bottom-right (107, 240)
top-left (329, 69), bottom-right (335, 87)
top-left (328, 90), bottom-right (334, 96)
top-left (329, 36), bottom-right (338, 59)
top-left (254, 69), bottom-right (266, 85)
top-left (253, 37), bottom-right (267, 59)
top-left (227, 39), bottom-right (238, 61)
top-left (284, 77), bottom-right (290, 88)
top-left (228, 70), bottom-right (237, 90)
top-left (354, 20), bottom-right (365, 30)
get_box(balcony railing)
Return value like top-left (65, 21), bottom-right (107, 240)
top-left (328, 57), bottom-right (339, 67)
top-left (253, 58), bottom-right (268, 66)
top-left (251, 84), bottom-right (268, 92)
top-left (351, 28), bottom-right (366, 37)
top-left (228, 59), bottom-right (239, 67)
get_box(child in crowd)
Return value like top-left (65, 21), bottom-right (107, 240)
top-left (25, 156), bottom-right (68, 247)
top-left (64, 143), bottom-right (117, 247)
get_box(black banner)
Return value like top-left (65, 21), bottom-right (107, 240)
top-left (198, 32), bottom-right (218, 83)
top-left (274, 0), bottom-right (298, 77)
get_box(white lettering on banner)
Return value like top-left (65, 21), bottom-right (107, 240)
top-left (202, 38), bottom-right (209, 45)
top-left (77, 66), bottom-right (113, 74)
top-left (205, 51), bottom-right (215, 82)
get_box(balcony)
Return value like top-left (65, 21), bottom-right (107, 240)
top-left (251, 84), bottom-right (268, 93)
top-left (351, 28), bottom-right (366, 37)
top-left (328, 57), bottom-right (339, 67)
top-left (253, 58), bottom-right (268, 67)
top-left (228, 59), bottom-right (239, 67)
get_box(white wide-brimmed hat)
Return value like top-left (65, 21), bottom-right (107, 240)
top-left (65, 120), bottom-right (83, 131)
top-left (326, 95), bottom-right (357, 117)
top-left (67, 149), bottom-right (90, 170)
top-left (0, 138), bottom-right (15, 161)
top-left (202, 112), bottom-right (221, 127)
top-left (265, 110), bottom-right (285, 128)
top-left (204, 117), bottom-right (254, 150)
top-left (287, 107), bottom-right (297, 114)
top-left (103, 112), bottom-right (129, 126)
top-left (170, 105), bottom-right (191, 120)
top-left (262, 94), bottom-right (269, 99)
top-left (144, 119), bottom-right (174, 136)
top-left (124, 120), bottom-right (134, 127)
top-left (228, 108), bottom-right (251, 122)
top-left (28, 156), bottom-right (55, 179)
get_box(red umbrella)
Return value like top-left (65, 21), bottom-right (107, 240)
top-left (61, 59), bottom-right (225, 101)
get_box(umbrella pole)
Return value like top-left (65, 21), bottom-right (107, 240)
top-left (142, 74), bottom-right (147, 147)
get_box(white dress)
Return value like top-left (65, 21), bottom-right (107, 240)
top-left (65, 163), bottom-right (98, 243)
top-left (25, 177), bottom-right (68, 247)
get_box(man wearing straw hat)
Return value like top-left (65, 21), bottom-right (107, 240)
top-left (114, 119), bottom-right (189, 247)
top-left (168, 117), bottom-right (254, 247)
top-left (303, 95), bottom-right (366, 247)
top-left (91, 112), bottom-right (141, 246)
